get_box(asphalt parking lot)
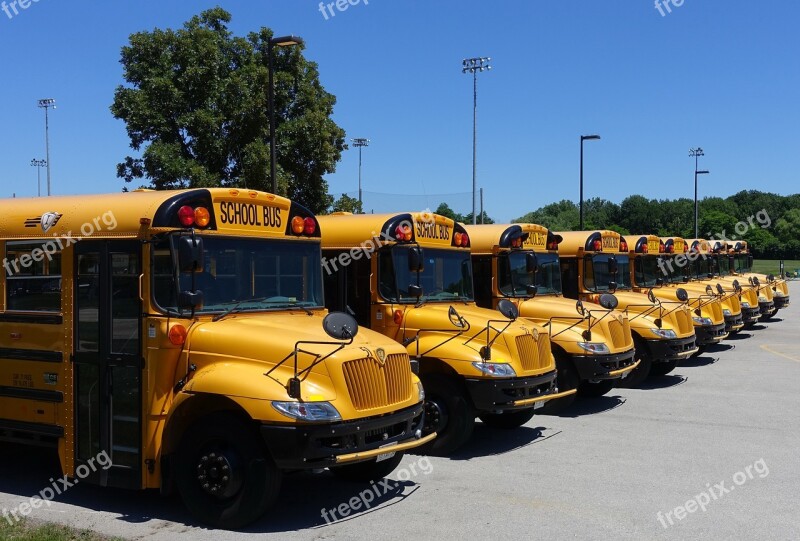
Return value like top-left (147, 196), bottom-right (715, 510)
top-left (1, 300), bottom-right (798, 540)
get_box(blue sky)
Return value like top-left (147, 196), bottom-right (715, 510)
top-left (0, 0), bottom-right (797, 221)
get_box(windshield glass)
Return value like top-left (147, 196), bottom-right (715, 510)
top-left (498, 252), bottom-right (562, 296)
top-left (690, 255), bottom-right (713, 279)
top-left (379, 246), bottom-right (474, 303)
top-left (634, 256), bottom-right (664, 287)
top-left (584, 254), bottom-right (631, 291)
top-left (716, 256), bottom-right (731, 276)
top-left (153, 235), bottom-right (323, 314)
top-left (735, 254), bottom-right (751, 273)
top-left (663, 256), bottom-right (689, 283)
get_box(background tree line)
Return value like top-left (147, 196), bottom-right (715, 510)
top-left (512, 192), bottom-right (800, 259)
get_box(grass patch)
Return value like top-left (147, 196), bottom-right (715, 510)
top-left (753, 260), bottom-right (800, 277)
top-left (0, 519), bottom-right (121, 541)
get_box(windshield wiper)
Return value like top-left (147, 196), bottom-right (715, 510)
top-left (268, 300), bottom-right (314, 315)
top-left (212, 297), bottom-right (271, 322)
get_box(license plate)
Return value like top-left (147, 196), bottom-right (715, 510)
top-left (376, 451), bottom-right (396, 462)
top-left (534, 400), bottom-right (545, 410)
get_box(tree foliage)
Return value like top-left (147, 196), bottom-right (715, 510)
top-left (434, 203), bottom-right (494, 224)
top-left (328, 193), bottom-right (363, 214)
top-left (513, 191), bottom-right (800, 258)
top-left (110, 7), bottom-right (345, 213)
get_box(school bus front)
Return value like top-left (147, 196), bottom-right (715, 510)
top-left (466, 223), bottom-right (637, 409)
top-left (726, 241), bottom-right (787, 316)
top-left (0, 189), bottom-right (429, 529)
top-left (319, 212), bottom-right (572, 455)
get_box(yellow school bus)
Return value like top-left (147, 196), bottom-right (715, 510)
top-left (555, 230), bottom-right (697, 386)
top-left (318, 212), bottom-right (572, 455)
top-left (0, 189), bottom-right (431, 529)
top-left (630, 236), bottom-right (743, 335)
top-left (645, 236), bottom-right (729, 351)
top-left (726, 241), bottom-right (788, 316)
top-left (465, 223), bottom-right (637, 410)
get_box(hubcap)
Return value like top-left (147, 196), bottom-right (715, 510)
top-left (424, 398), bottom-right (448, 434)
top-left (195, 448), bottom-right (243, 499)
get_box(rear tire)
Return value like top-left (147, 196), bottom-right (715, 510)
top-left (648, 360), bottom-right (678, 377)
top-left (577, 379), bottom-right (614, 397)
top-left (478, 408), bottom-right (535, 429)
top-left (617, 338), bottom-right (652, 388)
top-left (331, 453), bottom-right (404, 482)
top-left (540, 354), bottom-right (579, 414)
top-left (419, 374), bottom-right (475, 455)
top-left (175, 413), bottom-right (280, 530)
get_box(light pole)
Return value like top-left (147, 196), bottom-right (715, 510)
top-left (462, 56), bottom-right (491, 225)
top-left (31, 159), bottom-right (47, 197)
top-left (37, 99), bottom-right (56, 196)
top-left (690, 147), bottom-right (708, 238)
top-left (268, 35), bottom-right (304, 194)
top-left (579, 134), bottom-right (601, 230)
top-left (351, 138), bottom-right (370, 207)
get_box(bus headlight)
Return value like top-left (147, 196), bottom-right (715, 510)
top-left (416, 381), bottom-right (425, 402)
top-left (741, 301), bottom-right (751, 308)
top-left (472, 362), bottom-right (517, 377)
top-left (758, 296), bottom-right (768, 303)
top-left (722, 309), bottom-right (732, 316)
top-left (650, 328), bottom-right (677, 339)
top-left (272, 401), bottom-right (342, 422)
top-left (577, 342), bottom-right (611, 354)
top-left (692, 316), bottom-right (713, 326)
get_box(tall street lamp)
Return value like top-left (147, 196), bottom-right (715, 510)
top-left (462, 56), bottom-right (491, 224)
top-left (579, 134), bottom-right (601, 230)
top-left (351, 138), bottom-right (370, 207)
top-left (37, 98), bottom-right (56, 196)
top-left (31, 159), bottom-right (47, 197)
top-left (690, 147), bottom-right (708, 238)
top-left (268, 35), bottom-right (304, 194)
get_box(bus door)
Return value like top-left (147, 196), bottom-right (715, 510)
top-left (73, 241), bottom-right (142, 489)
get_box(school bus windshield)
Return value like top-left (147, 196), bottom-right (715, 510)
top-left (634, 255), bottom-right (663, 287)
top-left (690, 256), bottom-right (713, 279)
top-left (663, 256), bottom-right (689, 284)
top-left (379, 246), bottom-right (474, 303)
top-left (153, 235), bottom-right (323, 314)
top-left (715, 255), bottom-right (731, 276)
top-left (584, 254), bottom-right (631, 291)
top-left (499, 252), bottom-right (562, 296)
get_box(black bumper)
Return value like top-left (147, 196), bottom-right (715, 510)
top-left (464, 371), bottom-right (557, 412)
top-left (759, 300), bottom-right (775, 315)
top-left (774, 296), bottom-right (790, 309)
top-left (260, 403), bottom-right (425, 469)
top-left (644, 336), bottom-right (697, 363)
top-left (724, 313), bottom-right (744, 332)
top-left (742, 307), bottom-right (761, 324)
top-left (572, 349), bottom-right (637, 381)
top-left (695, 322), bottom-right (727, 345)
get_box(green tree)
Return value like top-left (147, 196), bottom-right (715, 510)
top-left (110, 8), bottom-right (345, 213)
top-left (775, 208), bottom-right (800, 240)
top-left (328, 193), bottom-right (363, 214)
top-left (435, 203), bottom-right (464, 222)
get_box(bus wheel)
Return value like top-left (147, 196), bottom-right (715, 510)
top-left (691, 345), bottom-right (707, 358)
top-left (420, 374), bottom-right (475, 455)
top-left (618, 339), bottom-right (651, 388)
top-left (577, 379), bottom-right (614, 397)
top-left (540, 355), bottom-right (578, 414)
top-left (176, 413), bottom-right (281, 530)
top-left (479, 408), bottom-right (535, 429)
top-left (331, 453), bottom-right (403, 482)
top-left (649, 360), bottom-right (678, 377)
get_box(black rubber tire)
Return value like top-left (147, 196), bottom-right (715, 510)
top-left (331, 453), bottom-right (404, 482)
top-left (577, 379), bottom-right (615, 397)
top-left (691, 344), bottom-right (708, 358)
top-left (175, 413), bottom-right (280, 530)
top-left (617, 338), bottom-right (652, 388)
top-left (540, 354), bottom-right (579, 414)
top-left (478, 408), bottom-right (536, 429)
top-left (419, 374), bottom-right (475, 455)
top-left (648, 360), bottom-right (678, 377)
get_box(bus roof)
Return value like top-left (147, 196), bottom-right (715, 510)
top-left (464, 223), bottom-right (558, 254)
top-left (0, 188), bottom-right (318, 240)
top-left (555, 230), bottom-right (626, 256)
top-left (317, 212), bottom-right (469, 250)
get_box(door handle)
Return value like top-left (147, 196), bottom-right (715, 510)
top-left (138, 273), bottom-right (144, 302)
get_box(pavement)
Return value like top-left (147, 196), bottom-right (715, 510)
top-left (1, 302), bottom-right (798, 540)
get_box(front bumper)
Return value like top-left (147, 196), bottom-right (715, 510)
top-left (571, 349), bottom-right (637, 381)
top-left (774, 295), bottom-right (790, 309)
top-left (695, 322), bottom-right (728, 345)
top-left (759, 300), bottom-right (776, 316)
top-left (260, 402), bottom-right (427, 469)
top-left (464, 370), bottom-right (575, 412)
top-left (644, 336), bottom-right (698, 362)
top-left (742, 307), bottom-right (761, 324)
top-left (724, 313), bottom-right (744, 332)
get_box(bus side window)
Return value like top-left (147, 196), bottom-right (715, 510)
top-left (472, 255), bottom-right (492, 307)
top-left (560, 259), bottom-right (579, 300)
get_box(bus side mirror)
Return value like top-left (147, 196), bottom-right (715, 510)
top-left (599, 293), bottom-right (618, 310)
top-left (497, 299), bottom-right (519, 321)
top-left (608, 281), bottom-right (618, 293)
top-left (178, 290), bottom-right (204, 311)
top-left (676, 288), bottom-right (689, 302)
top-left (608, 257), bottom-right (619, 276)
top-left (408, 246), bottom-right (424, 272)
top-left (407, 284), bottom-right (424, 298)
top-left (525, 284), bottom-right (538, 297)
top-left (656, 278), bottom-right (664, 286)
top-left (323, 312), bottom-right (359, 340)
top-left (178, 236), bottom-right (204, 273)
top-left (526, 253), bottom-right (539, 274)
top-left (716, 284), bottom-right (725, 295)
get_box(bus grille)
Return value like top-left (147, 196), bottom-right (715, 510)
top-left (515, 334), bottom-right (550, 372)
top-left (342, 354), bottom-right (413, 411)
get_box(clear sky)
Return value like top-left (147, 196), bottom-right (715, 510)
top-left (0, 0), bottom-right (798, 221)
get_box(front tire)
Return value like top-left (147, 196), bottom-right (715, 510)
top-left (175, 413), bottom-right (280, 530)
top-left (419, 374), bottom-right (475, 455)
top-left (578, 379), bottom-right (614, 397)
top-left (331, 453), bottom-right (404, 482)
top-left (540, 354), bottom-right (579, 413)
top-left (649, 360), bottom-right (678, 377)
top-left (478, 408), bottom-right (535, 429)
top-left (618, 338), bottom-right (652, 388)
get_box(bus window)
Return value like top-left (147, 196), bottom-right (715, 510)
top-left (5, 241), bottom-right (62, 312)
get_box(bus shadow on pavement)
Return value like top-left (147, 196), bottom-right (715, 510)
top-left (444, 425), bottom-right (548, 460)
top-left (726, 332), bottom-right (753, 340)
top-left (547, 395), bottom-right (626, 418)
top-left (680, 355), bottom-right (719, 367)
top-left (0, 443), bottom-right (427, 533)
top-left (637, 374), bottom-right (688, 390)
